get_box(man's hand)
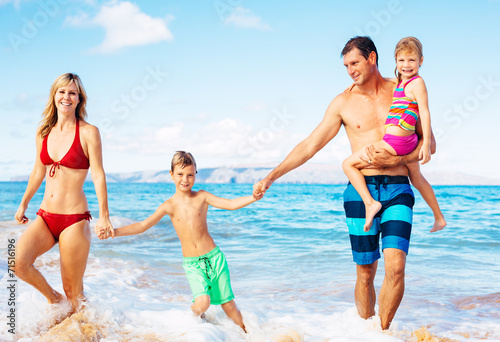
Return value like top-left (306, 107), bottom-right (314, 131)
top-left (253, 178), bottom-right (273, 198)
top-left (360, 144), bottom-right (403, 169)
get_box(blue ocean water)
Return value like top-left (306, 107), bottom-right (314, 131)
top-left (0, 182), bottom-right (499, 341)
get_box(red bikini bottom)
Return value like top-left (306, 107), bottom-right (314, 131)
top-left (37, 208), bottom-right (92, 241)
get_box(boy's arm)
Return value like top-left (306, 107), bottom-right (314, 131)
top-left (113, 203), bottom-right (169, 237)
top-left (202, 190), bottom-right (259, 210)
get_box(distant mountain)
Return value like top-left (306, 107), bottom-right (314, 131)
top-left (10, 163), bottom-right (500, 185)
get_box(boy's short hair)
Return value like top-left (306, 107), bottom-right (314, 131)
top-left (171, 151), bottom-right (197, 172)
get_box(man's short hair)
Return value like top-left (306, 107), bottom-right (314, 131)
top-left (341, 36), bottom-right (378, 66)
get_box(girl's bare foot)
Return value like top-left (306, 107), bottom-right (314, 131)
top-left (364, 201), bottom-right (382, 232)
top-left (430, 218), bottom-right (447, 233)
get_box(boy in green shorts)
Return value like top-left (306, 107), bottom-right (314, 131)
top-left (100, 151), bottom-right (262, 331)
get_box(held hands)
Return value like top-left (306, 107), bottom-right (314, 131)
top-left (15, 206), bottom-right (29, 224)
top-left (95, 216), bottom-right (114, 240)
top-left (253, 178), bottom-right (273, 199)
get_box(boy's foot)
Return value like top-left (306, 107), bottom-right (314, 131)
top-left (364, 201), bottom-right (382, 232)
top-left (48, 291), bottom-right (65, 304)
top-left (430, 218), bottom-right (447, 233)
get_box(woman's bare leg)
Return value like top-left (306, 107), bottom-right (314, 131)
top-left (15, 216), bottom-right (64, 303)
top-left (58, 219), bottom-right (91, 312)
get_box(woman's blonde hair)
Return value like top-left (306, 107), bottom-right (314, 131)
top-left (394, 37), bottom-right (423, 82)
top-left (38, 73), bottom-right (88, 139)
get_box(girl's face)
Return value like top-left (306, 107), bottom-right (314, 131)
top-left (396, 50), bottom-right (423, 80)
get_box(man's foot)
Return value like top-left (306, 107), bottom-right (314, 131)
top-left (430, 218), bottom-right (447, 233)
top-left (364, 201), bottom-right (382, 232)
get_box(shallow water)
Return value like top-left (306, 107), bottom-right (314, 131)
top-left (0, 182), bottom-right (499, 341)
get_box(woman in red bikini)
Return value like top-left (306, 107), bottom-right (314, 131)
top-left (14, 73), bottom-right (113, 312)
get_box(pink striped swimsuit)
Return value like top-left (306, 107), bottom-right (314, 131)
top-left (383, 76), bottom-right (420, 155)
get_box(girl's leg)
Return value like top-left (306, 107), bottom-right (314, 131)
top-left (407, 162), bottom-right (447, 232)
top-left (221, 299), bottom-right (246, 332)
top-left (14, 216), bottom-right (63, 303)
top-left (58, 219), bottom-right (91, 311)
top-left (342, 147), bottom-right (383, 231)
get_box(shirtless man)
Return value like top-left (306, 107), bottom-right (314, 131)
top-left (253, 36), bottom-right (436, 330)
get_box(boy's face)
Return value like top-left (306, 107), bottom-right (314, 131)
top-left (170, 164), bottom-right (196, 192)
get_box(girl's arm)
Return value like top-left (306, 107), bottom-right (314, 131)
top-left (410, 78), bottom-right (432, 164)
top-left (202, 190), bottom-right (261, 210)
top-left (114, 205), bottom-right (168, 237)
top-left (86, 125), bottom-right (114, 237)
top-left (15, 134), bottom-right (46, 224)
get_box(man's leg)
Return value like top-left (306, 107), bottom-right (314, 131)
top-left (378, 248), bottom-right (406, 330)
top-left (355, 261), bottom-right (378, 319)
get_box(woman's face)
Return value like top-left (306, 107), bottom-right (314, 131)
top-left (54, 82), bottom-right (80, 115)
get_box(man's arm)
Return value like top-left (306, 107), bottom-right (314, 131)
top-left (362, 124), bottom-right (436, 168)
top-left (253, 96), bottom-right (344, 195)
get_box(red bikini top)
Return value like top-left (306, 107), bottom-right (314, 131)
top-left (40, 120), bottom-right (90, 177)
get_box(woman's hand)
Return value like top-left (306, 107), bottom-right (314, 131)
top-left (15, 205), bottom-right (29, 224)
top-left (95, 216), bottom-right (114, 239)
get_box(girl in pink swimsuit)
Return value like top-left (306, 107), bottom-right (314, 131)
top-left (342, 37), bottom-right (446, 233)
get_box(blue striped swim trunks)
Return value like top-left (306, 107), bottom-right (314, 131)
top-left (343, 175), bottom-right (415, 265)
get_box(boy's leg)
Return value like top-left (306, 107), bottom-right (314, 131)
top-left (342, 152), bottom-right (381, 232)
top-left (191, 295), bottom-right (210, 316)
top-left (407, 162), bottom-right (446, 232)
top-left (221, 300), bottom-right (246, 332)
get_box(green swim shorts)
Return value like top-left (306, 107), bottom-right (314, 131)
top-left (182, 246), bottom-right (235, 305)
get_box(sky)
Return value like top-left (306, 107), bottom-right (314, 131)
top-left (1, 0), bottom-right (499, 181)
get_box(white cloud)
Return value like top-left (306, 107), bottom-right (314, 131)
top-left (65, 1), bottom-right (174, 54)
top-left (224, 7), bottom-right (270, 30)
top-left (104, 118), bottom-right (312, 168)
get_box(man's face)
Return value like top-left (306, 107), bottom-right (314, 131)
top-left (343, 48), bottom-right (375, 86)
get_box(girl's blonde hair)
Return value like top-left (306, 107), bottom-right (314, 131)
top-left (39, 73), bottom-right (88, 139)
top-left (171, 151), bottom-right (197, 172)
top-left (394, 37), bottom-right (423, 82)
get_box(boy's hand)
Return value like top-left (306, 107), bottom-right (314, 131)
top-left (253, 178), bottom-right (272, 198)
top-left (253, 192), bottom-right (264, 201)
top-left (95, 216), bottom-right (114, 239)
